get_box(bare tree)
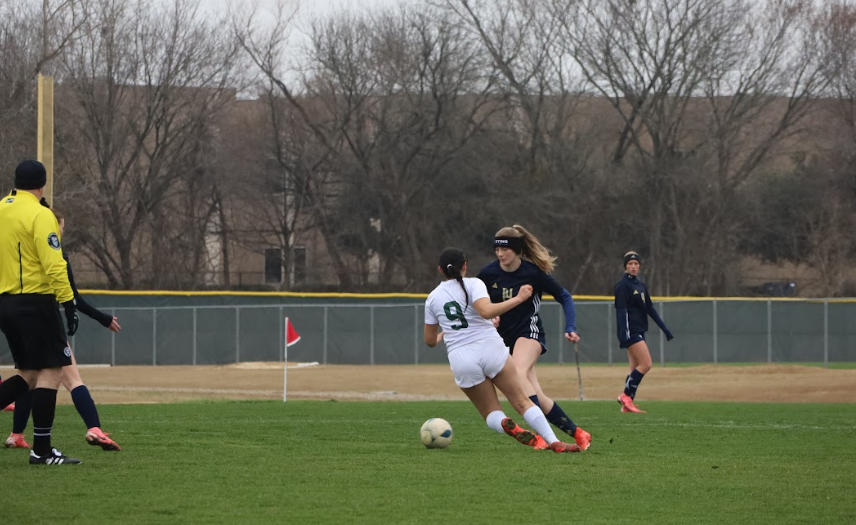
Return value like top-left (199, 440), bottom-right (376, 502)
top-left (54, 0), bottom-right (243, 289)
top-left (0, 0), bottom-right (85, 180)
top-left (554, 0), bottom-right (827, 294)
top-left (237, 3), bottom-right (503, 290)
top-left (437, 0), bottom-right (611, 293)
top-left (233, 1), bottom-right (361, 288)
top-left (210, 87), bottom-right (319, 290)
top-left (822, 1), bottom-right (856, 195)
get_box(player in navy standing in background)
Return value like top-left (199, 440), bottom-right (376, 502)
top-left (477, 225), bottom-right (591, 450)
top-left (614, 251), bottom-right (674, 413)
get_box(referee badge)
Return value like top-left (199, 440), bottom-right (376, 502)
top-left (48, 233), bottom-right (61, 250)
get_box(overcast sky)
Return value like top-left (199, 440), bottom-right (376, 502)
top-left (206, 0), bottom-right (411, 89)
top-left (195, 0), bottom-right (411, 44)
top-left (205, 0), bottom-right (405, 19)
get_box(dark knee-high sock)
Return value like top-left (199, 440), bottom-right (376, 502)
top-left (624, 369), bottom-right (645, 400)
top-left (12, 391), bottom-right (33, 434)
top-left (32, 388), bottom-right (58, 456)
top-left (528, 395), bottom-right (541, 408)
top-left (545, 402), bottom-right (578, 436)
top-left (71, 385), bottom-right (101, 429)
top-left (0, 375), bottom-right (29, 411)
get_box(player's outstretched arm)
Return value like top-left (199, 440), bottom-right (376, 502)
top-left (472, 285), bottom-right (533, 319)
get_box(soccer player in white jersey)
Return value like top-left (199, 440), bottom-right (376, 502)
top-left (424, 247), bottom-right (581, 453)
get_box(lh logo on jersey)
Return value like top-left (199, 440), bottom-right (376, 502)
top-left (48, 233), bottom-right (61, 250)
top-left (4, 198), bottom-right (13, 203)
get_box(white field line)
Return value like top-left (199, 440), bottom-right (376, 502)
top-left (83, 385), bottom-right (856, 427)
top-left (90, 385), bottom-right (461, 401)
top-left (579, 415), bottom-right (855, 432)
top-left (650, 420), bottom-right (856, 431)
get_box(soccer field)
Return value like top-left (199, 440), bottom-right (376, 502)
top-left (4, 400), bottom-right (854, 524)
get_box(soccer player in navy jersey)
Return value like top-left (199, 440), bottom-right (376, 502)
top-left (614, 251), bottom-right (674, 413)
top-left (477, 225), bottom-right (591, 451)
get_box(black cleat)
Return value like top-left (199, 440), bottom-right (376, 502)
top-left (29, 448), bottom-right (82, 465)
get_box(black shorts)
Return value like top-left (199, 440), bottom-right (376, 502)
top-left (620, 333), bottom-right (646, 349)
top-left (502, 332), bottom-right (547, 356)
top-left (0, 294), bottom-right (72, 370)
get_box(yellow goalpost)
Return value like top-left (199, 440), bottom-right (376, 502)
top-left (37, 73), bottom-right (54, 204)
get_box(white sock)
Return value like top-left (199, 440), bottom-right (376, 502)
top-left (523, 405), bottom-right (559, 444)
top-left (485, 410), bottom-right (507, 434)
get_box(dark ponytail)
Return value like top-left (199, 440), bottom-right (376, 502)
top-left (438, 247), bottom-right (469, 309)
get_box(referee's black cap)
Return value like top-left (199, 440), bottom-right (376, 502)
top-left (14, 160), bottom-right (47, 190)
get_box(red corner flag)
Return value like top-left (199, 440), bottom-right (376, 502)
top-left (286, 317), bottom-right (301, 347)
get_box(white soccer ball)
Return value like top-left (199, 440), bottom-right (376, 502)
top-left (420, 418), bottom-right (453, 449)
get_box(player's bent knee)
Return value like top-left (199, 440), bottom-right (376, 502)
top-left (509, 396), bottom-right (531, 415)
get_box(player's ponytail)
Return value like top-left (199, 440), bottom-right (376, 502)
top-left (495, 225), bottom-right (557, 273)
top-left (438, 247), bottom-right (469, 309)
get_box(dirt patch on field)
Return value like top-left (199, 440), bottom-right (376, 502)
top-left (3, 363), bottom-right (853, 404)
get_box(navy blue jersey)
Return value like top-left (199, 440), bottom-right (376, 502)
top-left (477, 260), bottom-right (577, 348)
top-left (614, 273), bottom-right (672, 346)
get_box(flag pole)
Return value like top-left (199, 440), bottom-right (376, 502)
top-left (282, 317), bottom-right (301, 402)
top-left (283, 317), bottom-right (289, 402)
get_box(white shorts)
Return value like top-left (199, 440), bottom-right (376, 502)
top-left (447, 338), bottom-right (509, 389)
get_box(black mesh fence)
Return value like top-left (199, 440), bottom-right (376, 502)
top-left (1, 295), bottom-right (853, 366)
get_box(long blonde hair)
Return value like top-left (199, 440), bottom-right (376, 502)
top-left (495, 224), bottom-right (557, 273)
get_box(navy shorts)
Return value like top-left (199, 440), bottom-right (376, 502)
top-left (620, 333), bottom-right (646, 349)
top-left (0, 294), bottom-right (72, 370)
top-left (502, 331), bottom-right (547, 356)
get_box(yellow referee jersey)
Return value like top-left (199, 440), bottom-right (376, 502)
top-left (0, 190), bottom-right (73, 302)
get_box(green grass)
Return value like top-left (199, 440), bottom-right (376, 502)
top-left (5, 401), bottom-right (856, 524)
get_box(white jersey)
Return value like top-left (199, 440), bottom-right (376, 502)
top-left (424, 277), bottom-right (505, 351)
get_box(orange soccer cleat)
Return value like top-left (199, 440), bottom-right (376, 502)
top-left (618, 393), bottom-right (646, 413)
top-left (573, 427), bottom-right (592, 451)
top-left (501, 417), bottom-right (544, 449)
top-left (85, 427), bottom-right (121, 451)
top-left (532, 434), bottom-right (549, 450)
top-left (549, 441), bottom-right (581, 453)
top-left (2, 402), bottom-right (15, 412)
top-left (5, 432), bottom-right (31, 449)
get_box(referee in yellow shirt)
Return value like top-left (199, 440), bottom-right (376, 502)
top-left (0, 160), bottom-right (82, 465)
